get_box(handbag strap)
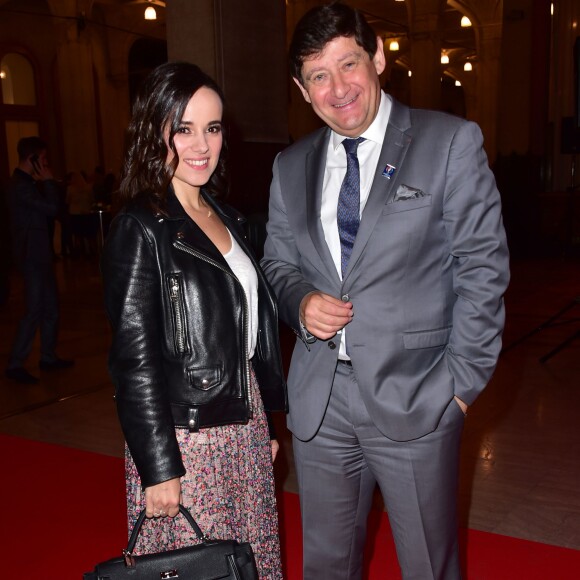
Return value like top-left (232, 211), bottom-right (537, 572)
top-left (126, 504), bottom-right (205, 553)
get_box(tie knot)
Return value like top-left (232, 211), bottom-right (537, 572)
top-left (342, 137), bottom-right (365, 156)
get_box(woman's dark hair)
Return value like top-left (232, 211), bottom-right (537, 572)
top-left (289, 2), bottom-right (378, 85)
top-left (119, 61), bottom-right (228, 212)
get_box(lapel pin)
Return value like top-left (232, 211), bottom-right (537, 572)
top-left (382, 164), bottom-right (396, 179)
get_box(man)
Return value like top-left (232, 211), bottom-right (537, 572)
top-left (261, 3), bottom-right (509, 579)
top-left (5, 136), bottom-right (73, 384)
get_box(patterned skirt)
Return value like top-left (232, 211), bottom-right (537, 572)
top-left (125, 368), bottom-right (282, 579)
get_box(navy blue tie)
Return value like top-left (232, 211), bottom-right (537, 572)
top-left (337, 137), bottom-right (364, 277)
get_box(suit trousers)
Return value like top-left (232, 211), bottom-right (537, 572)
top-left (8, 262), bottom-right (59, 368)
top-left (292, 362), bottom-right (464, 580)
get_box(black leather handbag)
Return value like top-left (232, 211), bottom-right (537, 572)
top-left (83, 505), bottom-right (258, 579)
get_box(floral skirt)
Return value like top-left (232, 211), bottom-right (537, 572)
top-left (125, 368), bottom-right (282, 579)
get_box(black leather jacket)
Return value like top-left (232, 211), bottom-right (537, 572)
top-left (102, 191), bottom-right (287, 488)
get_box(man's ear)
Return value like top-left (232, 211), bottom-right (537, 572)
top-left (293, 77), bottom-right (312, 104)
top-left (373, 35), bottom-right (386, 76)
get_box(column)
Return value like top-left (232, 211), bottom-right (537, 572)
top-left (476, 21), bottom-right (502, 164)
top-left (51, 0), bottom-right (100, 173)
top-left (167, 0), bottom-right (288, 144)
top-left (409, 1), bottom-right (444, 110)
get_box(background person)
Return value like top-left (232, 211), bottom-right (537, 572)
top-left (261, 3), bottom-right (510, 578)
top-left (66, 170), bottom-right (97, 257)
top-left (101, 61), bottom-right (287, 579)
top-left (5, 136), bottom-right (74, 384)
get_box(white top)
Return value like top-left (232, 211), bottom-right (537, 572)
top-left (222, 229), bottom-right (258, 359)
top-left (320, 91), bottom-right (392, 358)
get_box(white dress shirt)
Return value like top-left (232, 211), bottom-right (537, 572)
top-left (320, 91), bottom-right (392, 359)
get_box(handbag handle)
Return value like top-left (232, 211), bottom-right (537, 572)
top-left (126, 504), bottom-right (205, 553)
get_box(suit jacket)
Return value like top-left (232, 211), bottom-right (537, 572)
top-left (261, 98), bottom-right (510, 442)
top-left (6, 168), bottom-right (60, 267)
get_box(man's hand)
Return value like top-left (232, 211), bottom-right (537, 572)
top-left (29, 155), bottom-right (53, 181)
top-left (36, 165), bottom-right (54, 181)
top-left (454, 396), bottom-right (468, 415)
top-left (300, 291), bottom-right (353, 340)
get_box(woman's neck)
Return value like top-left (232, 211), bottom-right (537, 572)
top-left (173, 184), bottom-right (213, 218)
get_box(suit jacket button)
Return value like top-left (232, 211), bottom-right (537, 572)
top-left (328, 341), bottom-right (336, 350)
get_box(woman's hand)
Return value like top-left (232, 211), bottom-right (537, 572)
top-left (144, 477), bottom-right (181, 518)
top-left (271, 439), bottom-right (280, 463)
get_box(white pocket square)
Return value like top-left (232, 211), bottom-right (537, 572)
top-left (393, 184), bottom-right (426, 202)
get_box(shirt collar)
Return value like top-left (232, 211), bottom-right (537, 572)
top-left (331, 91), bottom-right (392, 151)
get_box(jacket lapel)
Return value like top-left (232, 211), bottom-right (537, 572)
top-left (343, 100), bottom-right (412, 284)
top-left (305, 129), bottom-right (342, 285)
top-left (195, 192), bottom-right (279, 305)
top-left (166, 191), bottom-right (230, 269)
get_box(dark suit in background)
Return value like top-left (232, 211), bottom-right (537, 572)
top-left (6, 168), bottom-right (60, 370)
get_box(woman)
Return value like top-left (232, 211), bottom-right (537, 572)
top-left (101, 62), bottom-right (287, 578)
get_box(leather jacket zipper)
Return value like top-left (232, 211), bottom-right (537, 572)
top-left (173, 240), bottom-right (253, 417)
top-left (168, 275), bottom-right (186, 354)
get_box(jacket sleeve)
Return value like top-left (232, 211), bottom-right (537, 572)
top-left (443, 121), bottom-right (510, 405)
top-left (261, 154), bottom-right (318, 336)
top-left (101, 213), bottom-right (185, 488)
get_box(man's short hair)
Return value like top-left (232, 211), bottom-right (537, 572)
top-left (289, 1), bottom-right (378, 85)
top-left (17, 136), bottom-right (47, 161)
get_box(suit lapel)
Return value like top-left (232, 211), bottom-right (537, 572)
top-left (343, 100), bottom-right (412, 284)
top-left (305, 129), bottom-right (342, 284)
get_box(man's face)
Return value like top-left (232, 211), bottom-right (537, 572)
top-left (294, 35), bottom-right (385, 137)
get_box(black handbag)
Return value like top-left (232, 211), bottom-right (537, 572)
top-left (83, 504), bottom-right (258, 579)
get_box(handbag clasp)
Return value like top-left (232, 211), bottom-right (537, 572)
top-left (122, 549), bottom-right (136, 568)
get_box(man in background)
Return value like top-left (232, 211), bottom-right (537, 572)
top-left (5, 136), bottom-right (73, 384)
top-left (261, 3), bottom-right (509, 578)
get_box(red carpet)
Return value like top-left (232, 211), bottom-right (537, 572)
top-left (1, 433), bottom-right (578, 579)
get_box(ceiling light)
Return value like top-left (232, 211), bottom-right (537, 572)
top-left (455, 80), bottom-right (462, 86)
top-left (389, 40), bottom-right (400, 51)
top-left (0, 70), bottom-right (6, 79)
top-left (441, 54), bottom-right (450, 64)
top-left (144, 6), bottom-right (157, 20)
top-left (464, 62), bottom-right (473, 71)
top-left (461, 16), bottom-right (472, 27)
top-left (408, 70), bottom-right (412, 77)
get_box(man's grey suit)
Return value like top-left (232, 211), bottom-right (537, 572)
top-left (262, 98), bottom-right (509, 578)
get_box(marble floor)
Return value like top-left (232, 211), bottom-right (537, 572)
top-left (1, 254), bottom-right (579, 550)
